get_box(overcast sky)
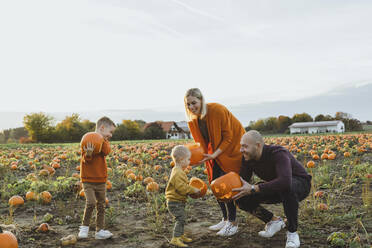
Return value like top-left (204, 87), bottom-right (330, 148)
top-left (1, 0), bottom-right (372, 112)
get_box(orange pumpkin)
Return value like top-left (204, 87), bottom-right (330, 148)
top-left (144, 177), bottom-right (154, 185)
top-left (328, 153), bottom-right (336, 160)
top-left (127, 173), bottom-right (136, 180)
top-left (306, 161), bottom-right (315, 168)
top-left (39, 191), bottom-right (52, 204)
top-left (154, 165), bottom-right (162, 171)
top-left (189, 177), bottom-right (207, 199)
top-left (37, 223), bottom-right (50, 232)
top-left (343, 152), bottom-right (351, 157)
top-left (80, 132), bottom-right (104, 154)
top-left (184, 143), bottom-right (204, 166)
top-left (79, 189), bottom-right (85, 198)
top-left (312, 154), bottom-right (319, 160)
top-left (314, 191), bottom-right (324, 198)
top-left (146, 182), bottom-right (159, 192)
top-left (106, 180), bottom-right (112, 190)
top-left (8, 196), bottom-right (24, 207)
top-left (210, 172), bottom-right (242, 202)
top-left (318, 203), bottom-right (328, 210)
top-left (0, 227), bottom-right (18, 248)
top-left (26, 191), bottom-right (37, 201)
top-left (321, 153), bottom-right (328, 160)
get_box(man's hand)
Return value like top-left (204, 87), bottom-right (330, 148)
top-left (231, 177), bottom-right (252, 200)
top-left (83, 142), bottom-right (95, 157)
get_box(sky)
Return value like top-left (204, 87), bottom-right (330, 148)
top-left (1, 0), bottom-right (372, 113)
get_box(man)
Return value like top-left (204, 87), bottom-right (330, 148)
top-left (232, 130), bottom-right (311, 248)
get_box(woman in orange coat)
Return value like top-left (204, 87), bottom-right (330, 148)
top-left (184, 88), bottom-right (245, 237)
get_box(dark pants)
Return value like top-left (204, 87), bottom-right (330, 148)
top-left (213, 162), bottom-right (236, 222)
top-left (235, 176), bottom-right (311, 232)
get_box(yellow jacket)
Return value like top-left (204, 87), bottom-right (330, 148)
top-left (165, 167), bottom-right (197, 202)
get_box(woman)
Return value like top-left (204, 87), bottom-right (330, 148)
top-left (184, 88), bottom-right (245, 237)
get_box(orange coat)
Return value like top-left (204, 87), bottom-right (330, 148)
top-left (80, 137), bottom-right (111, 183)
top-left (188, 103), bottom-right (245, 182)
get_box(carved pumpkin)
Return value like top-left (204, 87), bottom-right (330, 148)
top-left (8, 196), bottom-right (24, 207)
top-left (189, 177), bottom-right (207, 199)
top-left (210, 172), bottom-right (242, 202)
top-left (185, 143), bottom-right (204, 166)
top-left (80, 132), bottom-right (104, 154)
top-left (0, 227), bottom-right (18, 248)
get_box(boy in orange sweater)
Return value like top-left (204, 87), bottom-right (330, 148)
top-left (78, 117), bottom-right (116, 240)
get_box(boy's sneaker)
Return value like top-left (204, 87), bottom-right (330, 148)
top-left (258, 218), bottom-right (286, 238)
top-left (208, 219), bottom-right (227, 231)
top-left (95, 229), bottom-right (113, 239)
top-left (78, 226), bottom-right (89, 239)
top-left (286, 231), bottom-right (300, 248)
top-left (216, 221), bottom-right (238, 236)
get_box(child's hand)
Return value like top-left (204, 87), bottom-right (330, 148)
top-left (83, 142), bottom-right (95, 157)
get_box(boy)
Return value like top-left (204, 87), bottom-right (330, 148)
top-left (78, 117), bottom-right (116, 240)
top-left (165, 145), bottom-right (201, 247)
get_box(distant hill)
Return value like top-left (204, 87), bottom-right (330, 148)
top-left (1, 83), bottom-right (371, 131)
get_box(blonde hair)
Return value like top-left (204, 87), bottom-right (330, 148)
top-left (171, 145), bottom-right (191, 165)
top-left (184, 88), bottom-right (207, 121)
top-left (96, 116), bottom-right (116, 130)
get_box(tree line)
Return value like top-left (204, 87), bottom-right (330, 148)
top-left (0, 113), bottom-right (167, 144)
top-left (245, 112), bottom-right (365, 134)
top-left (0, 111), bottom-right (369, 144)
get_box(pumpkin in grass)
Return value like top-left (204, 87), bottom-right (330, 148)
top-left (0, 226), bottom-right (18, 248)
top-left (37, 223), bottom-right (50, 232)
top-left (39, 191), bottom-right (52, 204)
top-left (26, 191), bottom-right (37, 201)
top-left (321, 153), bottom-right (328, 160)
top-left (314, 191), bottom-right (324, 198)
top-left (146, 182), bottom-right (159, 192)
top-left (106, 180), bottom-right (112, 190)
top-left (210, 172), bottom-right (242, 202)
top-left (318, 203), bottom-right (328, 210)
top-left (143, 177), bottom-right (154, 185)
top-left (80, 132), bottom-right (104, 154)
top-left (60, 235), bottom-right (77, 246)
top-left (343, 152), bottom-right (351, 157)
top-left (328, 153), bottom-right (336, 160)
top-left (312, 154), bottom-right (319, 160)
top-left (79, 189), bottom-right (85, 198)
top-left (189, 177), bottom-right (207, 199)
top-left (8, 196), bottom-right (24, 207)
top-left (184, 143), bottom-right (204, 166)
top-left (306, 161), bottom-right (315, 168)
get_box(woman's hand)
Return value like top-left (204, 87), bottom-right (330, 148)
top-left (231, 177), bottom-right (252, 200)
top-left (200, 153), bottom-right (215, 163)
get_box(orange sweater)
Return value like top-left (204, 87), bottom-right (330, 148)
top-left (80, 136), bottom-right (111, 183)
top-left (188, 103), bottom-right (245, 182)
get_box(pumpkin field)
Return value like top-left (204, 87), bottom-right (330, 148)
top-left (0, 133), bottom-right (371, 248)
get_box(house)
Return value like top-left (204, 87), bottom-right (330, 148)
top-left (289, 121), bottom-right (345, 134)
top-left (144, 121), bottom-right (190, 139)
